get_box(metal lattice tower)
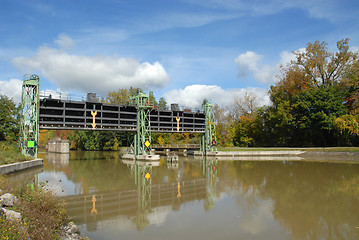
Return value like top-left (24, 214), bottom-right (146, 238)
top-left (202, 100), bottom-right (217, 153)
top-left (130, 91), bottom-right (153, 156)
top-left (19, 74), bottom-right (40, 158)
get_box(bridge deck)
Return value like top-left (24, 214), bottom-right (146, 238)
top-left (39, 98), bottom-right (205, 133)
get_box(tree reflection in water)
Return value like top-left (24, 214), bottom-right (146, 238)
top-left (216, 160), bottom-right (359, 240)
top-left (42, 151), bottom-right (359, 239)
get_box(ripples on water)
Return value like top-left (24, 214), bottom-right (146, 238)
top-left (10, 151), bottom-right (359, 240)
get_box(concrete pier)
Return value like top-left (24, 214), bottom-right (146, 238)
top-left (47, 138), bottom-right (69, 153)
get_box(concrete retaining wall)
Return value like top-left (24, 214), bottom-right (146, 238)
top-left (194, 151), bottom-right (305, 156)
top-left (0, 159), bottom-right (43, 174)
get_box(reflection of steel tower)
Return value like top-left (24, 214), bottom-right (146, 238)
top-left (130, 91), bottom-right (153, 157)
top-left (19, 74), bottom-right (40, 158)
top-left (202, 101), bottom-right (217, 153)
top-left (202, 158), bottom-right (217, 210)
top-left (134, 163), bottom-right (152, 230)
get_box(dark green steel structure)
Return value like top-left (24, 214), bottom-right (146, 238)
top-left (201, 101), bottom-right (217, 154)
top-left (130, 91), bottom-right (154, 156)
top-left (19, 74), bottom-right (40, 158)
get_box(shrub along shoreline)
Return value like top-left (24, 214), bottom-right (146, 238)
top-left (0, 176), bottom-right (92, 240)
top-left (0, 176), bottom-right (68, 239)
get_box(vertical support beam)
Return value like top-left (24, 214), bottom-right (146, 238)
top-left (19, 74), bottom-right (40, 158)
top-left (130, 91), bottom-right (153, 157)
top-left (202, 100), bottom-right (217, 154)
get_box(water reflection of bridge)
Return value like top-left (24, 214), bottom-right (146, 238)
top-left (62, 178), bottom-right (207, 231)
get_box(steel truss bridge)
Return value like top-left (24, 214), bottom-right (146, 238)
top-left (39, 98), bottom-right (206, 133)
top-left (19, 74), bottom-right (217, 158)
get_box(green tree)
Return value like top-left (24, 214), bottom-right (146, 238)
top-left (342, 58), bottom-right (359, 111)
top-left (0, 95), bottom-right (19, 142)
top-left (67, 130), bottom-right (127, 151)
top-left (106, 87), bottom-right (139, 105)
top-left (293, 38), bottom-right (356, 87)
top-left (334, 114), bottom-right (359, 145)
top-left (149, 91), bottom-right (158, 108)
top-left (290, 86), bottom-right (348, 146)
top-left (271, 38), bottom-right (357, 104)
top-left (233, 115), bottom-right (256, 147)
top-left (158, 97), bottom-right (168, 110)
top-left (256, 39), bottom-right (358, 147)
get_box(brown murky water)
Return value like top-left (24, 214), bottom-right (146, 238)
top-left (14, 151), bottom-right (359, 239)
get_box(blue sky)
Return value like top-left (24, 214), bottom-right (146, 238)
top-left (0, 0), bottom-right (358, 109)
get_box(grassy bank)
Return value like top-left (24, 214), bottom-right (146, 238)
top-left (0, 176), bottom-right (68, 239)
top-left (216, 146), bottom-right (359, 152)
top-left (0, 141), bottom-right (32, 165)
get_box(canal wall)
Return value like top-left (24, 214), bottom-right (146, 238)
top-left (194, 150), bottom-right (305, 156)
top-left (192, 150), bottom-right (359, 162)
top-left (0, 159), bottom-right (43, 174)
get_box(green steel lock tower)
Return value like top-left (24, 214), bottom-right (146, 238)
top-left (202, 100), bottom-right (217, 154)
top-left (19, 74), bottom-right (40, 158)
top-left (130, 91), bottom-right (153, 157)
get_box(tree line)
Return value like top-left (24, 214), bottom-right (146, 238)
top-left (215, 38), bottom-right (359, 147)
top-left (1, 38), bottom-right (358, 149)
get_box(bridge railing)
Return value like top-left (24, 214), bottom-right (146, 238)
top-left (40, 90), bottom-right (88, 102)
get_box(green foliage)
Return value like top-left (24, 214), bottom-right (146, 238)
top-left (0, 176), bottom-right (68, 240)
top-left (152, 132), bottom-right (201, 145)
top-left (0, 215), bottom-right (29, 240)
top-left (335, 114), bottom-right (359, 136)
top-left (0, 94), bottom-right (20, 142)
top-left (0, 141), bottom-right (31, 165)
top-left (149, 91), bottom-right (158, 108)
top-left (256, 86), bottom-right (350, 147)
top-left (212, 38), bottom-right (359, 147)
top-left (158, 97), bottom-right (168, 110)
top-left (252, 39), bottom-right (358, 147)
top-left (105, 87), bottom-right (139, 105)
top-left (334, 114), bottom-right (359, 145)
top-left (233, 116), bottom-right (256, 147)
top-left (67, 130), bottom-right (129, 151)
top-left (291, 86), bottom-right (348, 146)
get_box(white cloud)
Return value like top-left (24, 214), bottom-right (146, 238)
top-left (0, 78), bottom-right (23, 103)
top-left (54, 33), bottom-right (74, 50)
top-left (238, 199), bottom-right (275, 235)
top-left (234, 49), bottom-right (299, 84)
top-left (163, 84), bottom-right (270, 110)
top-left (234, 51), bottom-right (263, 78)
top-left (149, 12), bottom-right (238, 32)
top-left (279, 50), bottom-right (298, 66)
top-left (351, 46), bottom-right (359, 53)
top-left (185, 0), bottom-right (353, 22)
top-left (12, 36), bottom-right (171, 94)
